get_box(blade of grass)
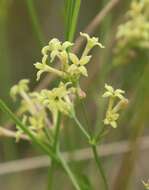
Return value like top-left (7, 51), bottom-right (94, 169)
top-left (64, 0), bottom-right (81, 42)
top-left (53, 112), bottom-right (61, 152)
top-left (69, 0), bottom-right (81, 42)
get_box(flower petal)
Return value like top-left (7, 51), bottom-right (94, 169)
top-left (79, 66), bottom-right (88, 76)
top-left (62, 41), bottom-right (73, 50)
top-left (105, 84), bottom-right (114, 93)
top-left (69, 53), bottom-right (79, 64)
top-left (102, 91), bottom-right (113, 98)
top-left (79, 55), bottom-right (92, 65)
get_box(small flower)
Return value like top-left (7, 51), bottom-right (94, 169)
top-left (102, 83), bottom-right (125, 100)
top-left (102, 84), bottom-right (128, 128)
top-left (48, 38), bottom-right (62, 51)
top-left (80, 32), bottom-right (104, 49)
top-left (48, 39), bottom-right (73, 62)
top-left (10, 79), bottom-right (30, 100)
top-left (104, 111), bottom-right (119, 128)
top-left (69, 53), bottom-right (91, 65)
top-left (66, 53), bottom-right (91, 78)
top-left (36, 82), bottom-right (74, 116)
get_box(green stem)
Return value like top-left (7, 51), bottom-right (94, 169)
top-left (72, 113), bottom-right (108, 190)
top-left (47, 160), bottom-right (56, 190)
top-left (94, 123), bottom-right (110, 143)
top-left (58, 151), bottom-right (81, 190)
top-left (51, 112), bottom-right (81, 190)
top-left (53, 112), bottom-right (61, 152)
top-left (91, 145), bottom-right (108, 190)
top-left (73, 115), bottom-right (90, 141)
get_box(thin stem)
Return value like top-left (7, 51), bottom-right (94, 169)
top-left (79, 99), bottom-right (91, 134)
top-left (73, 115), bottom-right (90, 141)
top-left (58, 151), bottom-right (81, 190)
top-left (47, 160), bottom-right (56, 190)
top-left (91, 145), bottom-right (108, 190)
top-left (52, 112), bottom-right (81, 190)
top-left (48, 112), bottom-right (61, 189)
top-left (53, 112), bottom-right (61, 152)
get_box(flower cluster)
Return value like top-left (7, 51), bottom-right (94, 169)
top-left (10, 33), bottom-right (104, 141)
top-left (34, 32), bottom-right (104, 83)
top-left (10, 79), bottom-right (49, 141)
top-left (102, 84), bottom-right (128, 128)
top-left (113, 0), bottom-right (149, 65)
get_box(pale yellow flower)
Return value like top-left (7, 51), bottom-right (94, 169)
top-left (102, 84), bottom-right (128, 128)
top-left (104, 111), bottom-right (119, 128)
top-left (80, 32), bottom-right (104, 49)
top-left (102, 84), bottom-right (125, 100)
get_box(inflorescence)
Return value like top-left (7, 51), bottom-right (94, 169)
top-left (10, 32), bottom-right (128, 141)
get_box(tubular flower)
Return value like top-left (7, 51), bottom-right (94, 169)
top-left (102, 84), bottom-right (128, 128)
top-left (80, 32), bottom-right (104, 50)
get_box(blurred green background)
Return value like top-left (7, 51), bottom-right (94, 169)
top-left (0, 0), bottom-right (149, 189)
